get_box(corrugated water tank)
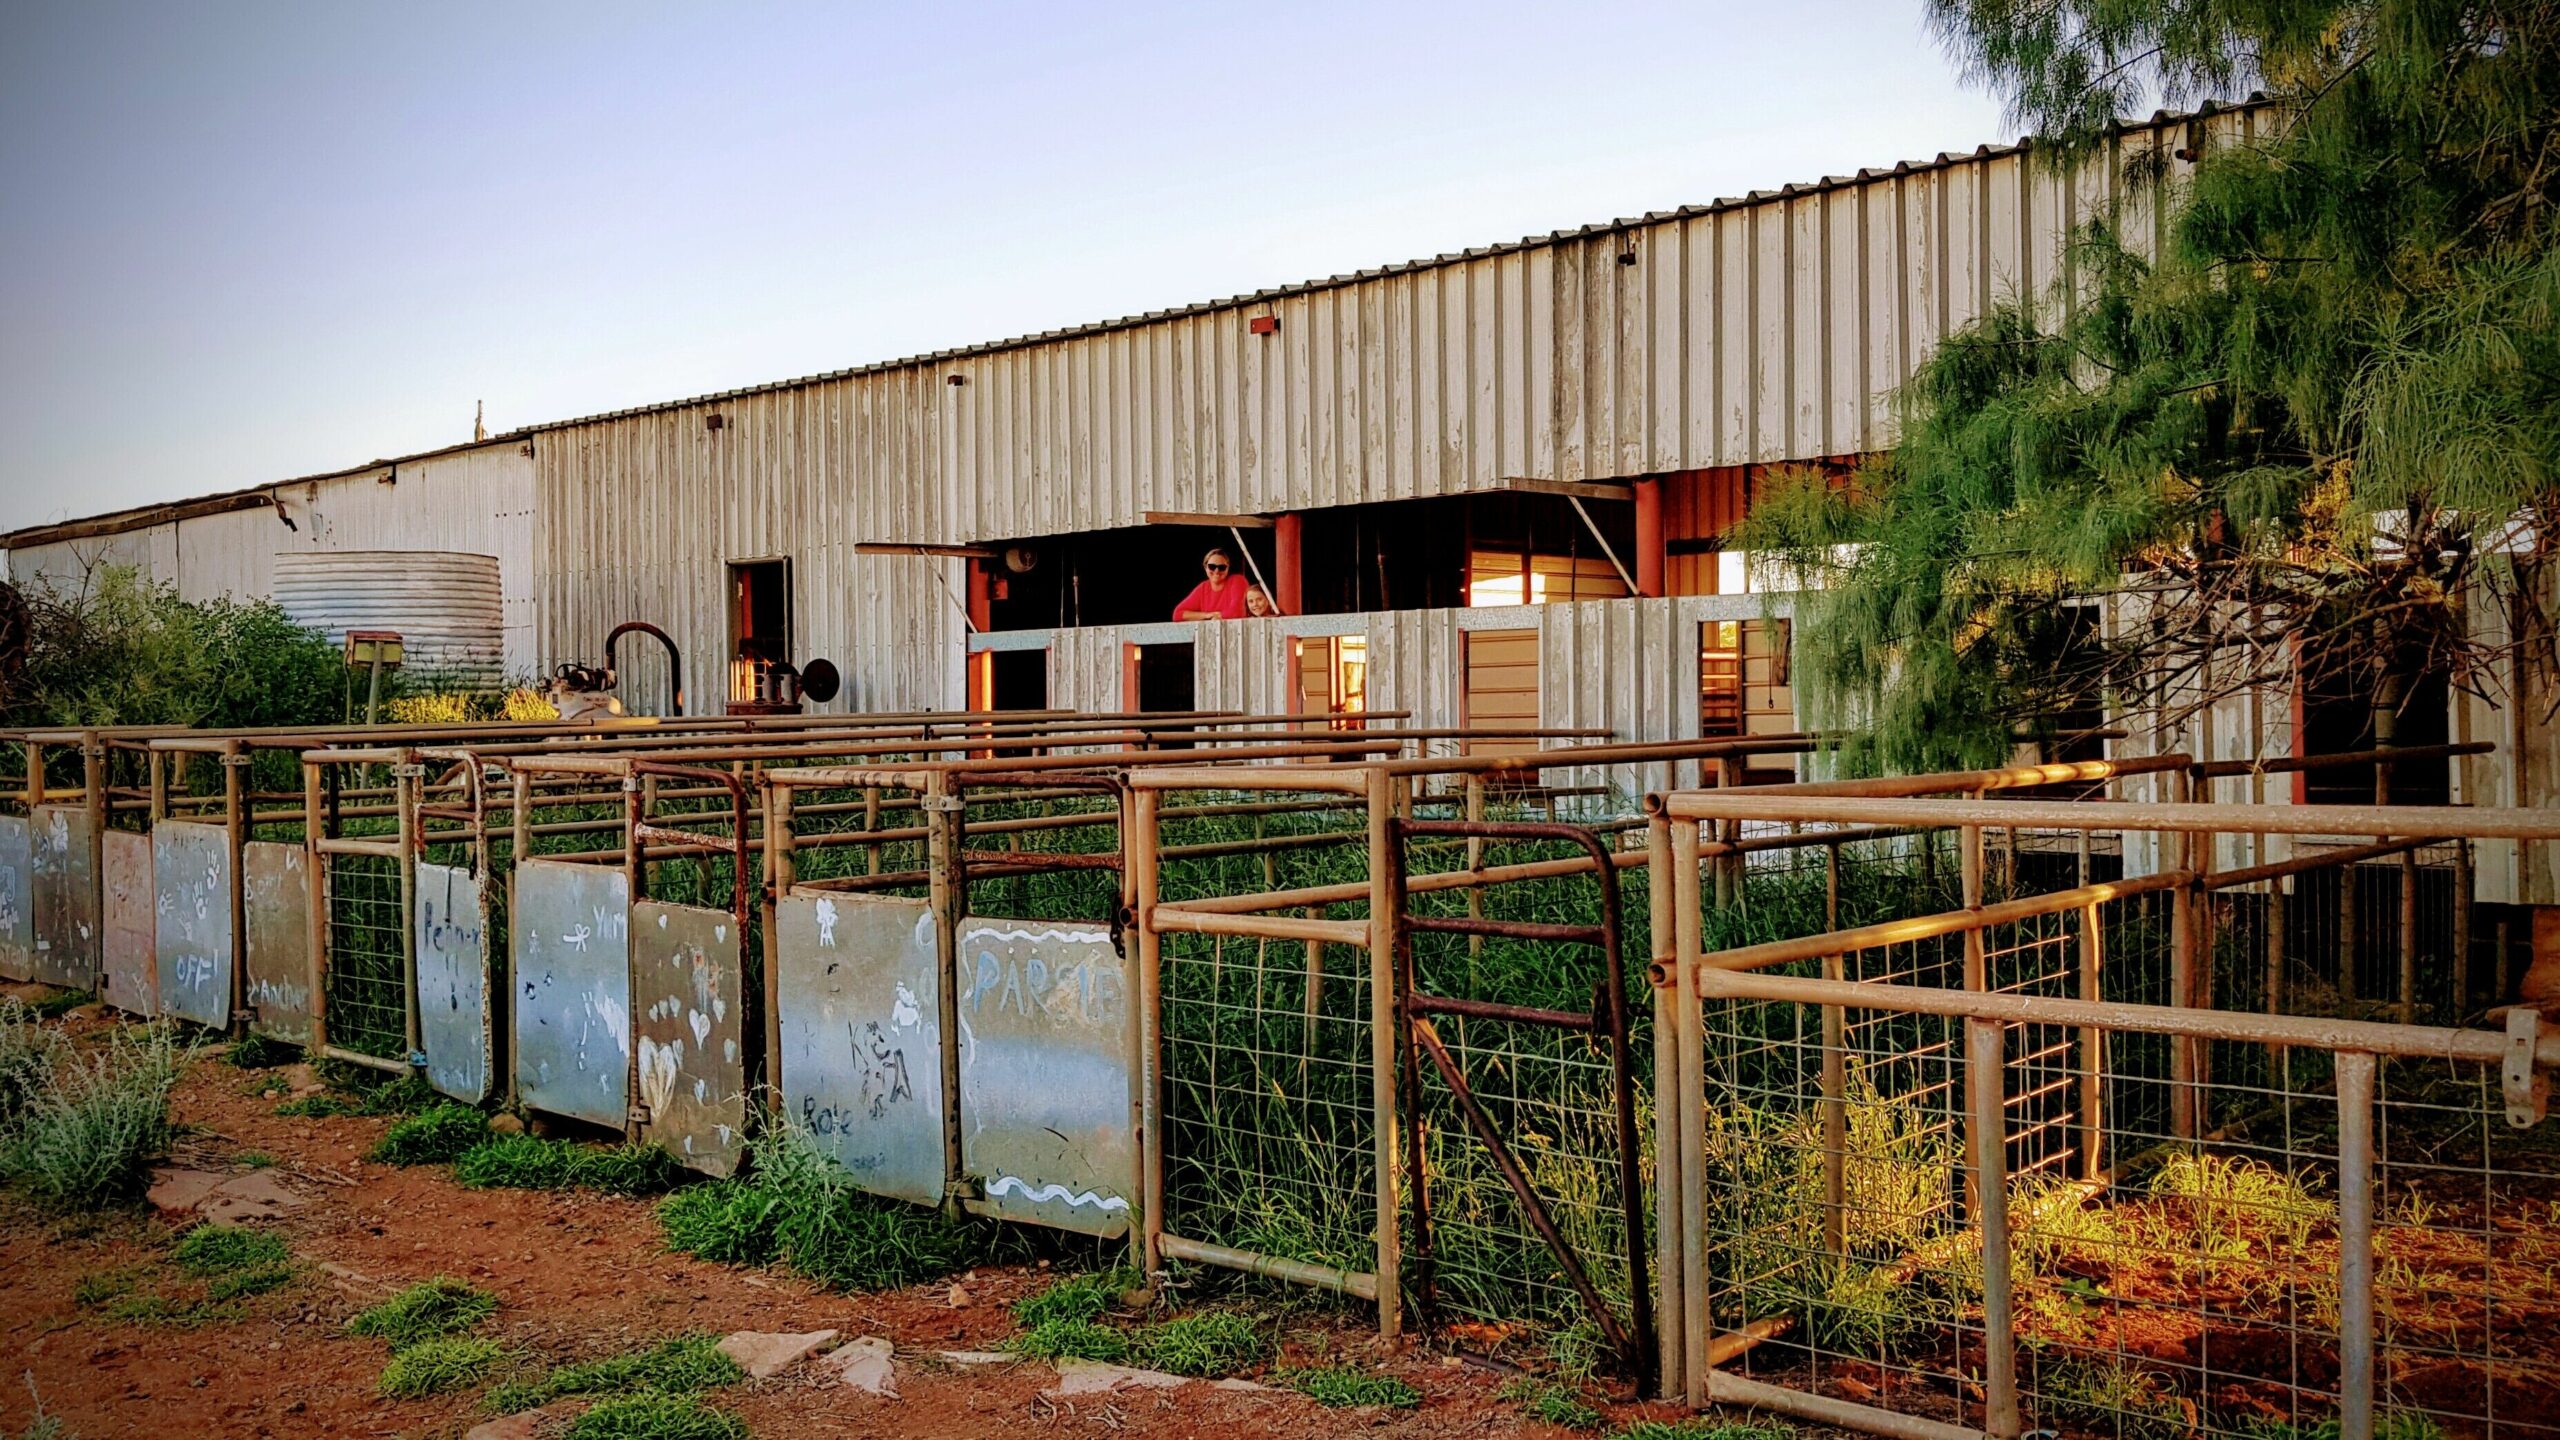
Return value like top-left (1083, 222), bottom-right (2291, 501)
top-left (271, 550), bottom-right (505, 688)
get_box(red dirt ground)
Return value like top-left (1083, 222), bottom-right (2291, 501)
top-left (0, 1008), bottom-right (1719, 1439)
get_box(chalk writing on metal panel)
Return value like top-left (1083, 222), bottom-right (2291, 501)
top-left (776, 894), bottom-right (942, 1206)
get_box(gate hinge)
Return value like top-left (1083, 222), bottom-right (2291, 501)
top-left (2506, 1008), bottom-right (2549, 1129)
top-left (628, 1103), bottom-right (653, 1126)
top-left (922, 795), bottom-right (967, 815)
top-left (217, 752), bottom-right (255, 768)
top-left (390, 764), bottom-right (427, 780)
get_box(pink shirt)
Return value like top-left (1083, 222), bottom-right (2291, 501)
top-left (1173, 574), bottom-right (1248, 620)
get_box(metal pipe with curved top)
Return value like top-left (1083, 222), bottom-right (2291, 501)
top-left (605, 621), bottom-right (685, 716)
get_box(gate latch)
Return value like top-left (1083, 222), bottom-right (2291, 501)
top-left (2506, 1008), bottom-right (2549, 1129)
top-left (1108, 904), bottom-right (1135, 959)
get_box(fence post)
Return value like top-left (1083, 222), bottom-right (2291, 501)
top-left (2265, 879), bottom-right (2289, 1087)
top-left (617, 769), bottom-right (642, 1139)
top-left (397, 753), bottom-right (423, 1070)
top-left (1966, 1015), bottom-right (2021, 1440)
top-left (1670, 816), bottom-right (1709, 1408)
top-left (2170, 829), bottom-right (2198, 1142)
top-left (2336, 1050), bottom-right (2378, 1440)
top-left (507, 768), bottom-right (530, 1111)
top-left (1130, 785), bottom-right (1164, 1279)
top-left (2398, 848), bottom-right (2419, 1025)
top-left (1364, 766), bottom-right (1403, 1340)
top-left (1465, 773), bottom-right (1485, 963)
top-left (223, 739), bottom-right (250, 1036)
top-left (302, 758), bottom-right (329, 1059)
top-left (924, 771), bottom-right (967, 1217)
top-left (2452, 840), bottom-right (2473, 1017)
top-left (1960, 825), bottom-right (1986, 1209)
top-left (1647, 813), bottom-right (1685, 1400)
top-left (761, 780), bottom-right (794, 1120)
top-left (2079, 902), bottom-right (2105, 1177)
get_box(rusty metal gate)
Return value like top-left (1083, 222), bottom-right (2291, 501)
top-left (1386, 817), bottom-right (1652, 1384)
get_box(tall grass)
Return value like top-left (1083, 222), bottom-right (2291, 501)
top-left (1, 1023), bottom-right (184, 1210)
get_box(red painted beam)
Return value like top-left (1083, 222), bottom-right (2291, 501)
top-left (1633, 477), bottom-right (1666, 598)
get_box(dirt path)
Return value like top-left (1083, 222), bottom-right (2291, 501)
top-left (0, 1025), bottom-right (1691, 1439)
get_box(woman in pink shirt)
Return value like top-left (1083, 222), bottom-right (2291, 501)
top-left (1172, 547), bottom-right (1249, 620)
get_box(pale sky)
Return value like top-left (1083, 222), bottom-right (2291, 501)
top-left (0, 1), bottom-right (2006, 532)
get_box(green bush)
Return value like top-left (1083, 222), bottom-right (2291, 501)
top-left (0, 997), bottom-right (64, 1127)
top-left (172, 1224), bottom-right (288, 1276)
top-left (563, 1393), bottom-right (746, 1440)
top-left (369, 1105), bottom-right (488, 1166)
top-left (348, 1277), bottom-right (498, 1349)
top-left (378, 1336), bottom-right (508, 1399)
top-left (1007, 1318), bottom-right (1129, 1363)
top-left (7, 567), bottom-right (346, 729)
top-left (1, 1024), bottom-right (182, 1209)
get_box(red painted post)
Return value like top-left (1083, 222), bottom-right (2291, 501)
top-left (1276, 512), bottom-right (1305, 615)
top-left (1634, 478), bottom-right (1666, 598)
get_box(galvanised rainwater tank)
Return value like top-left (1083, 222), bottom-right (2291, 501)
top-left (270, 550), bottom-right (505, 689)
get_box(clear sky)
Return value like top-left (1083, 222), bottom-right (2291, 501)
top-left (0, 1), bottom-right (2006, 532)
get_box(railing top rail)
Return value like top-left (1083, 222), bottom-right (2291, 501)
top-left (1652, 793), bottom-right (2560, 841)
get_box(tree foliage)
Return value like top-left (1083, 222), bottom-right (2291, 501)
top-left (1, 564), bottom-right (348, 729)
top-left (1747, 1), bottom-right (2560, 771)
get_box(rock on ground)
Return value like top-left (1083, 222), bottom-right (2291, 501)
top-left (716, 1328), bottom-right (839, 1379)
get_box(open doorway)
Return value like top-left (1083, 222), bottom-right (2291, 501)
top-left (727, 558), bottom-right (792, 709)
top-left (1129, 643), bottom-right (1196, 714)
top-left (989, 648), bottom-right (1048, 712)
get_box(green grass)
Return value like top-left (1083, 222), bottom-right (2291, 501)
top-left (562, 1393), bottom-right (748, 1440)
top-left (656, 1131), bottom-right (987, 1291)
top-left (0, 997), bottom-right (65, 1127)
top-left (454, 1134), bottom-right (678, 1195)
top-left (1133, 1312), bottom-right (1266, 1377)
top-left (369, 1104), bottom-right (489, 1165)
top-left (233, 1150), bottom-right (277, 1169)
top-left (1007, 1318), bottom-right (1129, 1362)
top-left (172, 1224), bottom-right (289, 1276)
top-left (1011, 1266), bottom-right (1142, 1328)
top-left (25, 990), bottom-right (90, 1020)
top-left (222, 1034), bottom-right (299, 1070)
top-left (485, 1335), bottom-right (743, 1415)
top-left (1500, 1375), bottom-right (1605, 1430)
top-left (377, 1335), bottom-right (508, 1398)
top-left (206, 1265), bottom-right (296, 1301)
top-left (348, 1277), bottom-right (498, 1348)
top-left (1286, 1365), bottom-right (1420, 1408)
top-left (272, 1094), bottom-right (361, 1118)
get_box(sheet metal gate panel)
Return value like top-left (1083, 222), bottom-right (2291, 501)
top-left (30, 805), bottom-right (97, 989)
top-left (242, 841), bottom-right (313, 1044)
top-left (100, 830), bottom-right (155, 1016)
top-left (0, 817), bottom-right (29, 983)
top-left (957, 918), bottom-right (1135, 1237)
top-left (633, 901), bottom-right (748, 1178)
top-left (512, 859), bottom-right (631, 1128)
top-left (153, 820), bottom-right (232, 1028)
top-left (774, 892), bottom-right (944, 1206)
top-left (416, 862), bottom-right (491, 1104)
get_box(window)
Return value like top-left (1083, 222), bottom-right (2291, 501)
top-left (1699, 619), bottom-right (1796, 779)
top-left (1294, 635), bottom-right (1369, 729)
top-left (726, 558), bottom-right (792, 707)
top-left (1466, 551), bottom-right (1629, 608)
top-left (1463, 627), bottom-right (1540, 757)
top-left (970, 647), bottom-right (1050, 713)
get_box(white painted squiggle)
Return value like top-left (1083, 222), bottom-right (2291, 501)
top-left (984, 1174), bottom-right (1129, 1212)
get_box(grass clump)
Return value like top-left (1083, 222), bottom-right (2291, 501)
top-left (657, 1130), bottom-right (985, 1291)
top-left (2038, 1361), bottom-right (2191, 1440)
top-left (1287, 1365), bottom-right (1420, 1408)
top-left (172, 1224), bottom-right (289, 1276)
top-left (1012, 1266), bottom-right (1141, 1328)
top-left (485, 1334), bottom-right (743, 1415)
top-left (369, 1104), bottom-right (488, 1166)
top-left (0, 997), bottom-right (66, 1126)
top-left (1499, 1375), bottom-right (1604, 1430)
top-left (1133, 1311), bottom-right (1266, 1377)
top-left (378, 1335), bottom-right (508, 1398)
top-left (25, 991), bottom-right (89, 1021)
top-left (2146, 1152), bottom-right (2333, 1257)
top-left (348, 1276), bottom-right (498, 1348)
top-left (563, 1393), bottom-right (747, 1440)
top-left (1008, 1318), bottom-right (1130, 1363)
top-left (454, 1134), bottom-right (677, 1195)
top-left (1, 1024), bottom-right (182, 1210)
top-left (206, 1265), bottom-right (296, 1301)
top-left (222, 1034), bottom-right (299, 1070)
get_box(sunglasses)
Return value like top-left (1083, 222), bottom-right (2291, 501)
top-left (1205, 562), bottom-right (1229, 572)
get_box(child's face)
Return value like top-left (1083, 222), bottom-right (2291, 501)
top-left (1246, 591), bottom-right (1272, 616)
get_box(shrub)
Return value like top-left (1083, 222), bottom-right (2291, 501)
top-left (656, 1183), bottom-right (780, 1267)
top-left (382, 692), bottom-right (477, 726)
top-left (563, 1393), bottom-right (746, 1440)
top-left (8, 567), bottom-right (345, 730)
top-left (370, 1105), bottom-right (488, 1166)
top-left (348, 1277), bottom-right (498, 1348)
top-left (1, 1024), bottom-right (181, 1209)
top-left (0, 997), bottom-right (64, 1127)
top-left (1288, 1365), bottom-right (1420, 1408)
top-left (1133, 1312), bottom-right (1265, 1377)
top-left (172, 1224), bottom-right (288, 1276)
top-left (378, 1336), bottom-right (508, 1399)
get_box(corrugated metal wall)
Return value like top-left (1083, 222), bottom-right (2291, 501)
top-left (5, 443), bottom-right (542, 679)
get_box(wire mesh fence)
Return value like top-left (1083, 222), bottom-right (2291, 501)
top-left (324, 850), bottom-right (406, 1058)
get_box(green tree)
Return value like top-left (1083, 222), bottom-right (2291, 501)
top-left (1748, 1), bottom-right (2560, 772)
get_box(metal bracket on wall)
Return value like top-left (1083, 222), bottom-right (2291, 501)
top-left (2506, 1008), bottom-right (2549, 1128)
